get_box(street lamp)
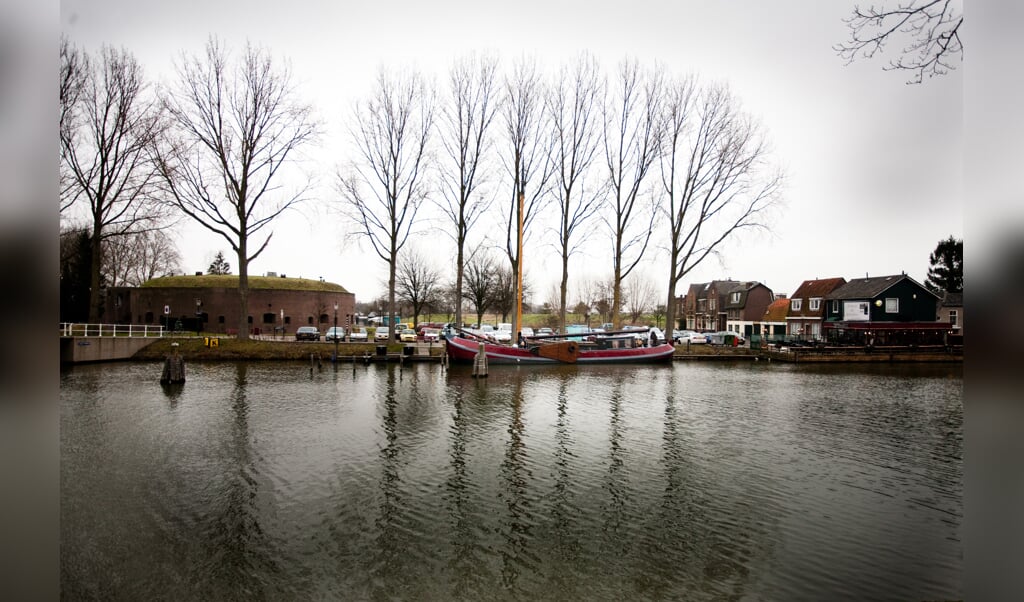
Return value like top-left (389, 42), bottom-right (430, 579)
top-left (333, 302), bottom-right (339, 362)
top-left (194, 298), bottom-right (202, 336)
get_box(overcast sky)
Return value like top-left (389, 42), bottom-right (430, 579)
top-left (60, 0), bottom-right (963, 305)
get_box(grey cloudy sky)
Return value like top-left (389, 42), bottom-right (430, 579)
top-left (60, 0), bottom-right (962, 305)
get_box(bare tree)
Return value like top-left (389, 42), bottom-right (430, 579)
top-left (436, 53), bottom-right (500, 331)
top-left (340, 66), bottom-right (435, 341)
top-left (624, 273), bottom-right (657, 325)
top-left (156, 38), bottom-right (318, 341)
top-left (547, 53), bottom-right (606, 333)
top-left (603, 59), bottom-right (665, 328)
top-left (659, 78), bottom-right (783, 339)
top-left (462, 251), bottom-right (496, 328)
top-left (500, 55), bottom-right (556, 337)
top-left (60, 43), bottom-right (166, 322)
top-left (396, 247), bottom-right (443, 327)
top-left (103, 229), bottom-right (181, 287)
top-left (835, 0), bottom-right (963, 84)
top-left (490, 265), bottom-right (517, 322)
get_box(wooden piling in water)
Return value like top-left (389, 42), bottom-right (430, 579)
top-left (471, 342), bottom-right (488, 378)
top-left (160, 343), bottom-right (185, 384)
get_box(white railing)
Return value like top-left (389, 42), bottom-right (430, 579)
top-left (60, 323), bottom-right (166, 338)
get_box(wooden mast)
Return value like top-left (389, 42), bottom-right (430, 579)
top-left (516, 190), bottom-right (524, 341)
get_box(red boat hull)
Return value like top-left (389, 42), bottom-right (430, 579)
top-left (445, 335), bottom-right (675, 365)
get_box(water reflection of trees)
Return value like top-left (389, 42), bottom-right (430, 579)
top-left (498, 374), bottom-right (536, 589)
top-left (201, 363), bottom-right (280, 598)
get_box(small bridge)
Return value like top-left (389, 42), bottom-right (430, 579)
top-left (60, 323), bottom-right (166, 363)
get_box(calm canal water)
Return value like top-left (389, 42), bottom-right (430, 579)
top-left (60, 360), bottom-right (962, 600)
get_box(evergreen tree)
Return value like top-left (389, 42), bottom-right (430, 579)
top-left (207, 251), bottom-right (231, 275)
top-left (60, 229), bottom-right (97, 322)
top-left (925, 236), bottom-right (963, 294)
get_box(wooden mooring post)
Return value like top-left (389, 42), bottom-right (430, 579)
top-left (160, 342), bottom-right (185, 384)
top-left (471, 342), bottom-right (488, 378)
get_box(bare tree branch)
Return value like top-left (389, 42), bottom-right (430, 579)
top-left (835, 0), bottom-right (963, 84)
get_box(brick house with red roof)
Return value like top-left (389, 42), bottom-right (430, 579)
top-left (759, 297), bottom-right (791, 342)
top-left (785, 277), bottom-right (847, 340)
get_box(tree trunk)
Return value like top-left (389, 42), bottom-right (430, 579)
top-left (559, 253), bottom-right (569, 334)
top-left (455, 240), bottom-right (464, 328)
top-left (237, 243), bottom-right (249, 341)
top-left (388, 253), bottom-right (397, 341)
top-left (88, 225), bottom-right (104, 323)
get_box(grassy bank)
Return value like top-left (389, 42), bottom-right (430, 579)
top-left (133, 337), bottom-right (444, 361)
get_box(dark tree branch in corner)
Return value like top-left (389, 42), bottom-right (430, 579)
top-left (835, 0), bottom-right (963, 84)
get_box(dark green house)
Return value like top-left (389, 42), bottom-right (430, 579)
top-left (823, 274), bottom-right (950, 345)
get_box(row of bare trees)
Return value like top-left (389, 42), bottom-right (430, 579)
top-left (340, 53), bottom-right (782, 338)
top-left (61, 35), bottom-right (780, 341)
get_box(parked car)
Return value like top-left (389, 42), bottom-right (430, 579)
top-left (374, 326), bottom-right (390, 341)
top-left (296, 326), bottom-right (320, 341)
top-left (677, 330), bottom-right (707, 344)
top-left (399, 328), bottom-right (418, 343)
top-left (349, 327), bottom-right (369, 342)
top-left (325, 326), bottom-right (346, 342)
top-left (421, 327), bottom-right (441, 342)
top-left (536, 327), bottom-right (554, 336)
top-left (492, 329), bottom-right (513, 343)
top-left (707, 331), bottom-right (745, 345)
top-left (520, 327), bottom-right (534, 339)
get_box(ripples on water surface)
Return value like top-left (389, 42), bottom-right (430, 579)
top-left (60, 360), bottom-right (962, 600)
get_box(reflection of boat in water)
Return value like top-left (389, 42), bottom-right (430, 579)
top-left (445, 330), bottom-right (675, 365)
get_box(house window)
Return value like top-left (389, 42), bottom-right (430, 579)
top-left (263, 313), bottom-right (276, 324)
top-left (284, 316), bottom-right (291, 325)
top-left (809, 298), bottom-right (821, 311)
top-left (144, 311), bottom-right (154, 324)
top-left (885, 298), bottom-right (899, 313)
top-left (247, 315), bottom-right (253, 324)
top-left (831, 300), bottom-right (839, 314)
top-left (791, 299), bottom-right (802, 311)
top-left (949, 310), bottom-right (958, 327)
top-left (709, 298), bottom-right (716, 311)
top-left (790, 322), bottom-right (801, 334)
top-left (218, 315), bottom-right (225, 324)
top-left (731, 292), bottom-right (740, 303)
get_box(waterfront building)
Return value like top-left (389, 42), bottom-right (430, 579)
top-left (682, 279), bottom-right (774, 333)
top-left (785, 277), bottom-right (847, 340)
top-left (103, 274), bottom-right (356, 336)
top-left (823, 273), bottom-right (950, 345)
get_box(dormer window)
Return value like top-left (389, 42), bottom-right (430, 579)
top-left (809, 298), bottom-right (821, 311)
top-left (730, 292), bottom-right (741, 303)
top-left (791, 299), bottom-right (802, 311)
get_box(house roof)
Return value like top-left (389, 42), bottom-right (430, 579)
top-left (762, 298), bottom-right (790, 322)
top-left (826, 274), bottom-right (936, 300)
top-left (791, 277), bottom-right (846, 300)
top-left (940, 291), bottom-right (963, 307)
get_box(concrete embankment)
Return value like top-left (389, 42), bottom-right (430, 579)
top-left (61, 336), bottom-right (161, 363)
top-left (131, 337), bottom-right (445, 362)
